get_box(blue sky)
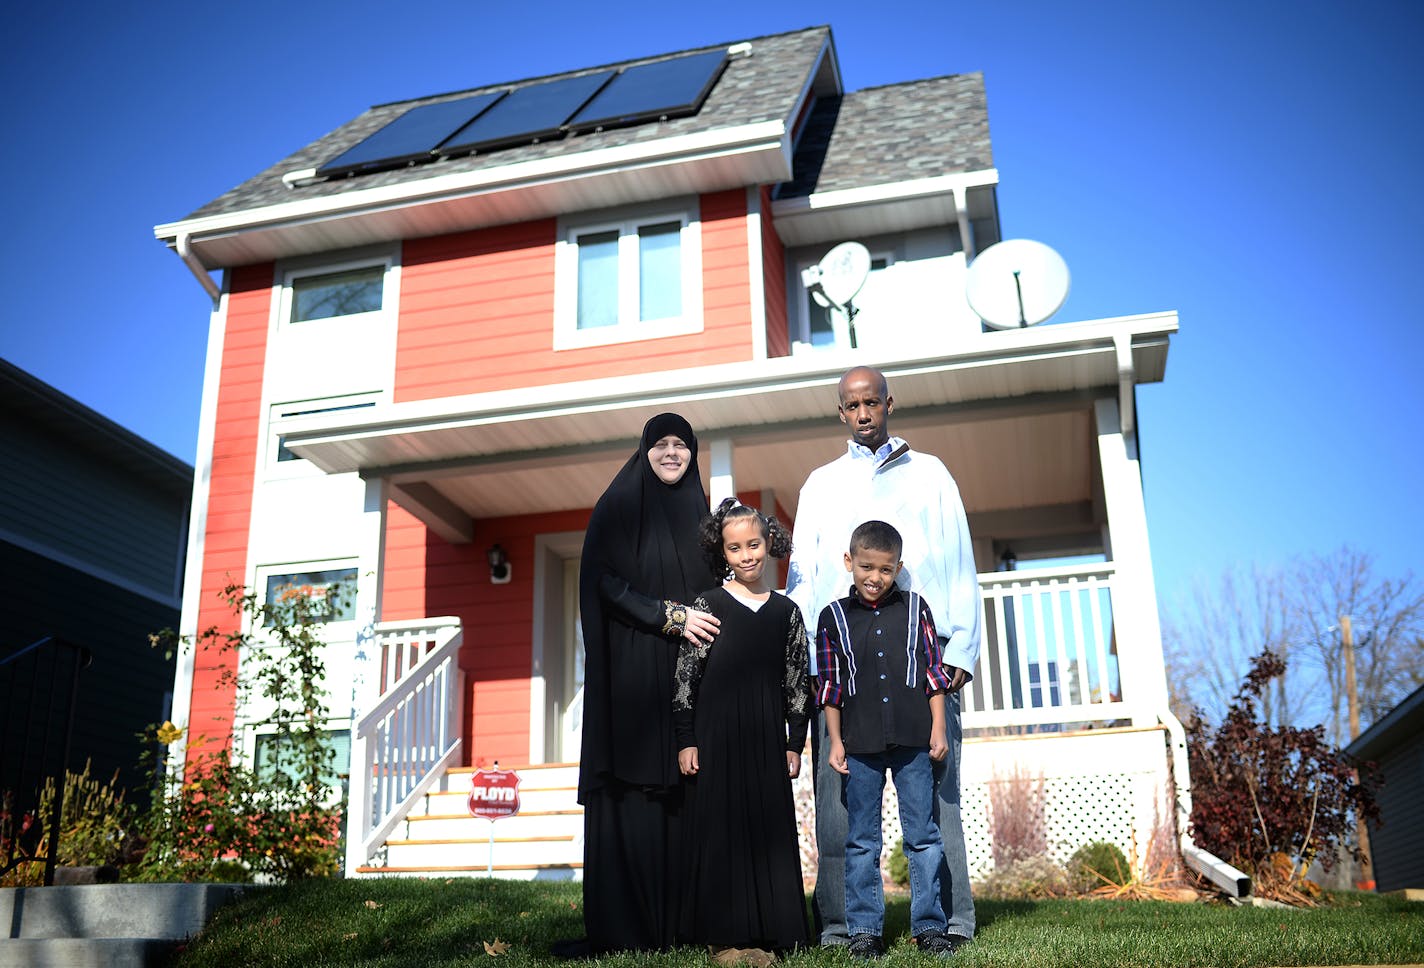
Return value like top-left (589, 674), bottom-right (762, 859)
top-left (2, 0), bottom-right (1420, 626)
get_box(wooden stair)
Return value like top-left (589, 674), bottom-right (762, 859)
top-left (354, 762), bottom-right (584, 879)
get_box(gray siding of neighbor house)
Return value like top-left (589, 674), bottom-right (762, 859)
top-left (0, 396), bottom-right (188, 605)
top-left (1366, 731), bottom-right (1424, 891)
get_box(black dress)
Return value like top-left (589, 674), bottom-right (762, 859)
top-left (578, 413), bottom-right (716, 953)
top-left (674, 587), bottom-right (812, 950)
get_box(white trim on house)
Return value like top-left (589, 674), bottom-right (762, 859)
top-left (281, 311), bottom-right (1177, 475)
top-left (744, 186), bottom-right (769, 360)
top-left (528, 531), bottom-right (585, 764)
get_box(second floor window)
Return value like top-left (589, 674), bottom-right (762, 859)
top-left (556, 207), bottom-right (702, 350)
top-left (290, 265), bottom-right (385, 322)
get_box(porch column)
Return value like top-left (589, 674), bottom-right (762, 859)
top-left (350, 476), bottom-right (390, 721)
top-left (708, 436), bottom-right (735, 507)
top-left (1094, 397), bottom-right (1170, 724)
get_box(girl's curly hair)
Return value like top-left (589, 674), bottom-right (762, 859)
top-left (698, 497), bottom-right (794, 581)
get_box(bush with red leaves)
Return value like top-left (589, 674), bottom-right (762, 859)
top-left (1185, 650), bottom-right (1379, 876)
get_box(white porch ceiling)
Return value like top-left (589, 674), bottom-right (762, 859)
top-left (282, 312), bottom-right (1174, 536)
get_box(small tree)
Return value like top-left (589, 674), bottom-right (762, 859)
top-left (1185, 650), bottom-right (1378, 897)
top-left (132, 579), bottom-right (346, 882)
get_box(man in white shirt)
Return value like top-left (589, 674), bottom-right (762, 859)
top-left (786, 365), bottom-right (981, 952)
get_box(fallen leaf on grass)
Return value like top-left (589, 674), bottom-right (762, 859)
top-left (364, 900), bottom-right (382, 909)
top-left (343, 933), bottom-right (358, 941)
top-left (518, 911), bottom-right (530, 918)
top-left (483, 939), bottom-right (511, 956)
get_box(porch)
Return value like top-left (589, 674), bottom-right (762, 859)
top-left (346, 558), bottom-right (1192, 882)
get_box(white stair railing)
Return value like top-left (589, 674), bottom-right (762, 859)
top-left (345, 617), bottom-right (464, 875)
top-left (965, 564), bottom-right (1133, 729)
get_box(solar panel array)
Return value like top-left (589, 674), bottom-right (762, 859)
top-left (316, 48), bottom-right (730, 179)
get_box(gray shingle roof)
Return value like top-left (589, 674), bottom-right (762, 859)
top-left (778, 72), bottom-right (992, 199)
top-left (181, 26), bottom-right (832, 222)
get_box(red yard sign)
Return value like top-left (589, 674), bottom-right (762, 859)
top-left (468, 767), bottom-right (521, 820)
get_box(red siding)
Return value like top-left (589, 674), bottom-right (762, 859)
top-left (187, 263), bottom-right (273, 763)
top-left (760, 186), bottom-right (790, 358)
top-left (394, 190), bottom-right (755, 401)
top-left (382, 504), bottom-right (591, 766)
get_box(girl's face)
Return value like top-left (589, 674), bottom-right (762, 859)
top-left (646, 435), bottom-right (692, 485)
top-left (721, 515), bottom-right (768, 587)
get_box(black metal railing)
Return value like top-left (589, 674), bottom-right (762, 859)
top-left (1, 636), bottom-right (91, 886)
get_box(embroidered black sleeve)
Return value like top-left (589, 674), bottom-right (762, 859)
top-left (783, 603), bottom-right (812, 751)
top-left (661, 599), bottom-right (690, 637)
top-left (672, 594), bottom-right (714, 747)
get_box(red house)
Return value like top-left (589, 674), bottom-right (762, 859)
top-left (156, 26), bottom-right (1220, 886)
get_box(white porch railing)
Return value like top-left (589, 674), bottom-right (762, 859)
top-left (964, 563), bottom-right (1133, 729)
top-left (345, 617), bottom-right (464, 875)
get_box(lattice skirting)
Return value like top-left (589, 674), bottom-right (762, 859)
top-left (793, 725), bottom-right (1176, 883)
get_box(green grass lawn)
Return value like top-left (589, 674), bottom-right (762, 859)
top-left (166, 878), bottom-right (1424, 968)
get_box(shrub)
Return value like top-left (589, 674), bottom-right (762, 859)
top-left (974, 854), bottom-right (1070, 899)
top-left (1, 762), bottom-right (133, 886)
top-left (1185, 650), bottom-right (1379, 890)
top-left (130, 580), bottom-right (346, 882)
top-left (986, 764), bottom-right (1047, 867)
top-left (1068, 840), bottom-right (1129, 893)
top-left (888, 837), bottom-right (909, 886)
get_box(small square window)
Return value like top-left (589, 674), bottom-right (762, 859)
top-left (290, 265), bottom-right (384, 322)
top-left (262, 567), bottom-right (358, 626)
top-left (555, 208), bottom-right (702, 350)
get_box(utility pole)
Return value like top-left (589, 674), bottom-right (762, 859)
top-left (1341, 615), bottom-right (1374, 889)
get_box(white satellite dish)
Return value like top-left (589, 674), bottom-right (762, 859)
top-left (801, 241), bottom-right (872, 346)
top-left (965, 239), bottom-right (1070, 329)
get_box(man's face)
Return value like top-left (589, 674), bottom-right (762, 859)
top-left (843, 545), bottom-right (902, 604)
top-left (838, 369), bottom-right (893, 452)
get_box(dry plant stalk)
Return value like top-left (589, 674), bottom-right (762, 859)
top-left (986, 764), bottom-right (1047, 867)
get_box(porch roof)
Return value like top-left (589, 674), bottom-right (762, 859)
top-left (283, 312), bottom-right (1174, 540)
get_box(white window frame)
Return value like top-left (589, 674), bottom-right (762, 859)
top-left (553, 205), bottom-right (704, 350)
top-left (239, 717), bottom-right (353, 808)
top-left (792, 250), bottom-right (894, 353)
top-left (248, 558), bottom-right (361, 649)
top-left (264, 391), bottom-right (383, 478)
top-left (278, 255), bottom-right (393, 327)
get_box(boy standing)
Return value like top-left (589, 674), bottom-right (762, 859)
top-left (815, 520), bottom-right (955, 959)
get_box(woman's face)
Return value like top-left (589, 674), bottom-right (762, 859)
top-left (646, 434), bottom-right (692, 485)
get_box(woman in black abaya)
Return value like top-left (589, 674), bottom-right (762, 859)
top-left (574, 412), bottom-right (719, 953)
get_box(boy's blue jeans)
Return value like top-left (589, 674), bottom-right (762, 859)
top-left (843, 746), bottom-right (948, 939)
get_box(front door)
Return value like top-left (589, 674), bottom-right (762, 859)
top-left (557, 557), bottom-right (586, 761)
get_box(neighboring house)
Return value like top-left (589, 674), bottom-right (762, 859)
top-left (1347, 683), bottom-right (1424, 892)
top-left (154, 26), bottom-right (1202, 882)
top-left (0, 358), bottom-right (189, 799)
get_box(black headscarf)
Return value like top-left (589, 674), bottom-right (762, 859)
top-left (578, 413), bottom-right (716, 799)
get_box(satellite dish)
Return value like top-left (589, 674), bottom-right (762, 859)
top-left (801, 241), bottom-right (872, 347)
top-left (965, 239), bottom-right (1070, 329)
top-left (803, 241), bottom-right (871, 311)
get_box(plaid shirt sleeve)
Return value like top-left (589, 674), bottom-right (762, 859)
top-left (815, 609), bottom-right (844, 708)
top-left (920, 598), bottom-right (953, 693)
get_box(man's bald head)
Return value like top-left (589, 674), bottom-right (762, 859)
top-left (837, 366), bottom-right (888, 403)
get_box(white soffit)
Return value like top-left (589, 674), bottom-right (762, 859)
top-left (282, 311), bottom-right (1176, 476)
top-left (771, 170), bottom-right (999, 247)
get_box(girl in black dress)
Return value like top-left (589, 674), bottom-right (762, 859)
top-left (674, 498), bottom-right (812, 959)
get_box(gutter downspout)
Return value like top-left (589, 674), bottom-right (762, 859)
top-left (176, 232), bottom-right (221, 303)
top-left (1162, 709), bottom-right (1252, 897)
top-left (954, 187), bottom-right (977, 262)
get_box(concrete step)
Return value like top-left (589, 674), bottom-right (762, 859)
top-left (1, 883), bottom-right (245, 940)
top-left (415, 786), bottom-right (579, 815)
top-left (0, 883), bottom-right (247, 968)
top-left (402, 809), bottom-right (582, 841)
top-left (355, 862), bottom-right (582, 880)
top-left (385, 837), bottom-right (580, 869)
top-left (0, 937), bottom-right (175, 968)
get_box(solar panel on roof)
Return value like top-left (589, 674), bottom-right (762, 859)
top-left (569, 49), bottom-right (728, 132)
top-left (439, 71), bottom-right (615, 155)
top-left (317, 91), bottom-right (506, 177)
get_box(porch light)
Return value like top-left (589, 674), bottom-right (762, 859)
top-left (487, 544), bottom-right (511, 584)
top-left (999, 547), bottom-right (1017, 571)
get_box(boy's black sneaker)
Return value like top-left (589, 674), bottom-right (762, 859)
top-left (915, 931), bottom-right (968, 957)
top-left (847, 934), bottom-right (884, 960)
